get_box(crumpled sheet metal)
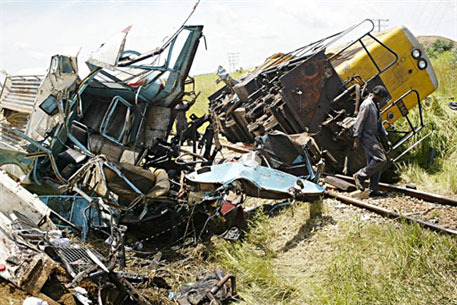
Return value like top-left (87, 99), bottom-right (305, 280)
top-left (185, 162), bottom-right (325, 200)
top-left (175, 269), bottom-right (235, 305)
top-left (0, 212), bottom-right (59, 296)
top-left (0, 169), bottom-right (54, 228)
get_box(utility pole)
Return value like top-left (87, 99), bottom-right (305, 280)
top-left (372, 19), bottom-right (389, 32)
top-left (227, 52), bottom-right (240, 73)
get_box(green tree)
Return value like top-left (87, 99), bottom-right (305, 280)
top-left (432, 39), bottom-right (454, 53)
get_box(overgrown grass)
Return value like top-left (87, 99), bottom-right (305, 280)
top-left (187, 70), bottom-right (247, 117)
top-left (395, 51), bottom-right (457, 194)
top-left (315, 221), bottom-right (457, 305)
top-left (208, 201), bottom-right (457, 304)
top-left (431, 51), bottom-right (457, 97)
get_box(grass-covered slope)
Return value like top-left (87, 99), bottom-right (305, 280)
top-left (396, 50), bottom-right (457, 194)
top-left (188, 70), bottom-right (247, 117)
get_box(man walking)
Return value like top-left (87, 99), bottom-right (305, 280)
top-left (353, 85), bottom-right (391, 197)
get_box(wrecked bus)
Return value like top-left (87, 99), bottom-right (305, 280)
top-left (0, 23), bottom-right (214, 304)
top-left (0, 24), bottom-right (205, 229)
top-left (208, 19), bottom-right (438, 175)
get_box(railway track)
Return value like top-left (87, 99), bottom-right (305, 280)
top-left (324, 175), bottom-right (457, 236)
top-left (333, 174), bottom-right (457, 207)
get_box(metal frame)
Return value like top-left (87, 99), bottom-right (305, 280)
top-left (65, 156), bottom-right (145, 210)
top-left (258, 19), bottom-right (398, 78)
top-left (100, 95), bottom-right (132, 145)
top-left (381, 89), bottom-right (431, 161)
top-left (12, 129), bottom-right (68, 183)
top-left (327, 20), bottom-right (399, 80)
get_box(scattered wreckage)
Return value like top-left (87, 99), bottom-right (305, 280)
top-left (0, 17), bottom-right (437, 303)
top-left (0, 17), bottom-right (325, 303)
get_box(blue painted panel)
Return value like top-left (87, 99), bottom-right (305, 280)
top-left (39, 195), bottom-right (110, 232)
top-left (186, 163), bottom-right (325, 197)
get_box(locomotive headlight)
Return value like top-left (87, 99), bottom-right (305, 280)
top-left (418, 58), bottom-right (427, 70)
top-left (411, 48), bottom-right (421, 59)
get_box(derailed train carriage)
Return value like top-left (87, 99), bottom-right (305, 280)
top-left (208, 19), bottom-right (438, 175)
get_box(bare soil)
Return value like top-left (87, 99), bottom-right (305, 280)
top-left (0, 278), bottom-right (29, 305)
top-left (417, 35), bottom-right (457, 50)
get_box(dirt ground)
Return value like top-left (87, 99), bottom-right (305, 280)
top-left (0, 279), bottom-right (30, 305)
top-left (2, 168), bottom-right (456, 304)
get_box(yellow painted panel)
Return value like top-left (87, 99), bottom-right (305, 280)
top-left (331, 27), bottom-right (436, 125)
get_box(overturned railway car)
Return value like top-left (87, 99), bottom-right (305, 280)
top-left (209, 19), bottom-right (438, 174)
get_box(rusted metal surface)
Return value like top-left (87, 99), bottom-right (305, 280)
top-left (207, 20), bottom-right (436, 176)
top-left (208, 48), bottom-right (361, 174)
top-left (279, 51), bottom-right (342, 132)
top-left (206, 274), bottom-right (237, 305)
top-left (0, 75), bottom-right (43, 113)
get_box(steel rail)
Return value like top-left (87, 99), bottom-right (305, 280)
top-left (332, 174), bottom-right (457, 207)
top-left (325, 190), bottom-right (457, 235)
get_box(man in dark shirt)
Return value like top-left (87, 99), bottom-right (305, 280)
top-left (170, 99), bottom-right (195, 144)
top-left (174, 100), bottom-right (195, 135)
top-left (353, 85), bottom-right (391, 197)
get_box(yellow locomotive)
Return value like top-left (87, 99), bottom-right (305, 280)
top-left (209, 19), bottom-right (438, 173)
top-left (332, 24), bottom-right (437, 129)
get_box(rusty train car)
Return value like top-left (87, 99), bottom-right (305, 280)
top-left (208, 19), bottom-right (438, 175)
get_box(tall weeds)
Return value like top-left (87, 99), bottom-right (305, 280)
top-left (395, 51), bottom-right (457, 193)
top-left (209, 203), bottom-right (457, 305)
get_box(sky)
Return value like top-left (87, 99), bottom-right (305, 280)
top-left (0, 0), bottom-right (456, 83)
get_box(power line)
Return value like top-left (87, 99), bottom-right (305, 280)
top-left (372, 19), bottom-right (390, 32)
top-left (227, 52), bottom-right (240, 73)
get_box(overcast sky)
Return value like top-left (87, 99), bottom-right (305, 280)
top-left (1, 0), bottom-right (456, 83)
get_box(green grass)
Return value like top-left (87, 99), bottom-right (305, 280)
top-left (187, 70), bottom-right (248, 117)
top-left (208, 201), bottom-right (457, 305)
top-left (394, 50), bottom-right (457, 194)
top-left (210, 211), bottom-right (299, 304)
top-left (315, 222), bottom-right (457, 305)
top-left (432, 51), bottom-right (457, 97)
